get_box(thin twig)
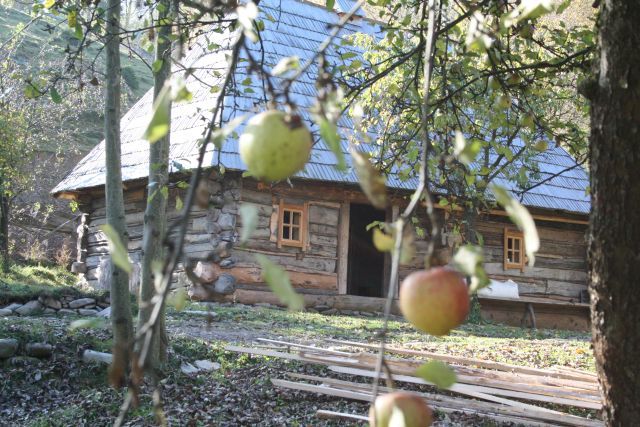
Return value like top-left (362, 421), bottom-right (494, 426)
top-left (370, 0), bottom-right (439, 402)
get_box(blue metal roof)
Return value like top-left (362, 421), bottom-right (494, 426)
top-left (52, 0), bottom-right (590, 215)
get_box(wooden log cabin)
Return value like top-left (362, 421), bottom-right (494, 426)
top-left (52, 0), bottom-right (591, 330)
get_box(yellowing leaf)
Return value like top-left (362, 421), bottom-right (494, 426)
top-left (100, 224), bottom-right (132, 274)
top-left (416, 360), bottom-right (457, 389)
top-left (453, 244), bottom-right (489, 292)
top-left (239, 203), bottom-right (258, 244)
top-left (492, 184), bottom-right (540, 266)
top-left (351, 148), bottom-right (387, 209)
top-left (143, 83), bottom-right (172, 143)
top-left (69, 318), bottom-right (107, 331)
top-left (372, 228), bottom-right (394, 252)
top-left (255, 254), bottom-right (303, 311)
top-left (372, 225), bottom-right (415, 265)
top-left (389, 406), bottom-right (407, 427)
top-left (67, 10), bottom-right (77, 28)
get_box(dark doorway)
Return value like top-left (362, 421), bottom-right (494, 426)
top-left (347, 203), bottom-right (386, 297)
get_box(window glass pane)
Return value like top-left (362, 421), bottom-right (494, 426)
top-left (514, 239), bottom-right (520, 250)
top-left (507, 250), bottom-right (513, 262)
top-left (513, 252), bottom-right (520, 263)
top-left (283, 210), bottom-right (291, 224)
top-left (292, 211), bottom-right (301, 225)
top-left (283, 225), bottom-right (290, 240)
top-left (292, 227), bottom-right (300, 241)
top-left (508, 238), bottom-right (513, 249)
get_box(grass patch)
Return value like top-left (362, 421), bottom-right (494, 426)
top-left (0, 262), bottom-right (103, 305)
top-left (172, 303), bottom-right (595, 371)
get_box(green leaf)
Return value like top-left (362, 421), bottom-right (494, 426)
top-left (100, 224), bottom-right (132, 274)
top-left (325, 0), bottom-right (335, 10)
top-left (416, 360), bottom-right (457, 389)
top-left (209, 114), bottom-right (247, 149)
top-left (239, 203), bottom-right (258, 244)
top-left (175, 195), bottom-right (183, 211)
top-left (143, 83), bottom-right (172, 143)
top-left (453, 244), bottom-right (489, 291)
top-left (174, 85), bottom-right (193, 103)
top-left (74, 23), bottom-right (83, 40)
top-left (167, 287), bottom-right (187, 311)
top-left (492, 184), bottom-right (540, 266)
top-left (350, 147), bottom-right (387, 209)
top-left (255, 254), bottom-right (303, 311)
top-left (152, 59), bottom-right (164, 74)
top-left (319, 118), bottom-right (346, 171)
top-left (271, 56), bottom-right (300, 76)
top-left (24, 83), bottom-right (39, 99)
top-left (340, 52), bottom-right (357, 60)
top-left (453, 131), bottom-right (481, 166)
top-left (44, 0), bottom-right (55, 8)
top-left (49, 87), bottom-right (62, 104)
top-left (69, 317), bottom-right (107, 331)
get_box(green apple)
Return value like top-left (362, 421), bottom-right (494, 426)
top-left (239, 110), bottom-right (312, 182)
top-left (369, 392), bottom-right (433, 427)
top-left (399, 267), bottom-right (470, 336)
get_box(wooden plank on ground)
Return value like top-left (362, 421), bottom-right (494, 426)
top-left (327, 366), bottom-right (601, 410)
top-left (227, 345), bottom-right (599, 402)
top-left (316, 410), bottom-right (368, 422)
top-left (272, 379), bottom-right (601, 427)
top-left (256, 338), bottom-right (353, 356)
top-left (325, 338), bottom-right (596, 383)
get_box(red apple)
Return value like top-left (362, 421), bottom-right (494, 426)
top-left (369, 392), bottom-right (433, 427)
top-left (399, 267), bottom-right (470, 336)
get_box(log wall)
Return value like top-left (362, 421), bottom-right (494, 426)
top-left (82, 171), bottom-right (240, 292)
top-left (474, 214), bottom-right (588, 301)
top-left (236, 179), bottom-right (341, 293)
top-left (79, 173), bottom-right (588, 304)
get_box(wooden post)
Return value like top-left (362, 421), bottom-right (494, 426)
top-left (391, 204), bottom-right (400, 298)
top-left (337, 202), bottom-right (350, 295)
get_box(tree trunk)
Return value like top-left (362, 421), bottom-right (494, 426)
top-left (136, 0), bottom-right (175, 375)
top-left (104, 0), bottom-right (134, 387)
top-left (0, 176), bottom-right (9, 273)
top-left (588, 1), bottom-right (640, 424)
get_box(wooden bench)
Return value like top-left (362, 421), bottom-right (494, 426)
top-left (478, 295), bottom-right (590, 331)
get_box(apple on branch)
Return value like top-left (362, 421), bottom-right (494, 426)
top-left (369, 392), bottom-right (433, 427)
top-left (239, 109), bottom-right (312, 182)
top-left (399, 267), bottom-right (470, 336)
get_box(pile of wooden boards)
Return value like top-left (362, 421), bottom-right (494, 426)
top-left (226, 338), bottom-right (603, 426)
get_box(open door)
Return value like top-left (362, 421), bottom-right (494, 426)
top-left (347, 203), bottom-right (387, 297)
